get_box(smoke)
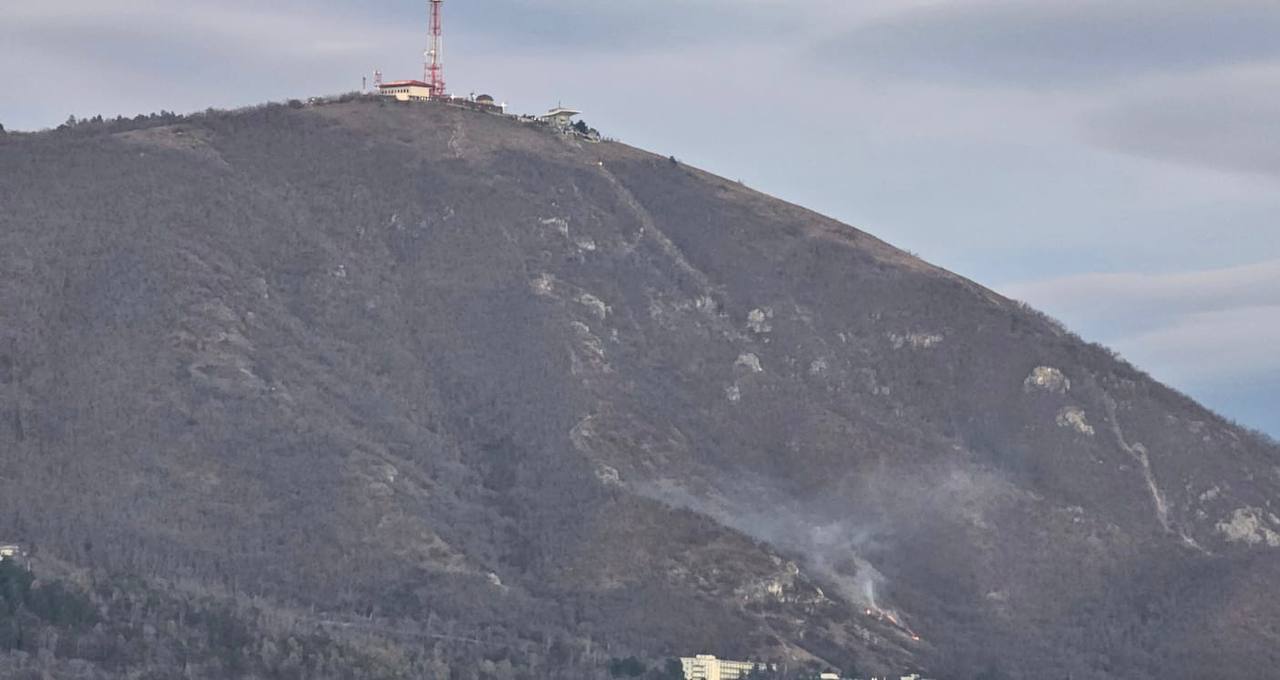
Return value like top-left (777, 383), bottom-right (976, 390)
top-left (632, 463), bottom-right (1011, 619)
top-left (851, 555), bottom-right (885, 610)
top-left (632, 475), bottom-right (894, 610)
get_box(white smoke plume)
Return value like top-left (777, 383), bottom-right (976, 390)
top-left (631, 462), bottom-right (1009, 636)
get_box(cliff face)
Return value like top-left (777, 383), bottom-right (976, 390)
top-left (1, 99), bottom-right (1277, 679)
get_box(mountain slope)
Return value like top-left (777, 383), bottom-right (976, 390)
top-left (1, 98), bottom-right (1277, 679)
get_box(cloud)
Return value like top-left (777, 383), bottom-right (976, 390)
top-left (443, 0), bottom-right (790, 54)
top-left (1003, 259), bottom-right (1280, 385)
top-left (0, 0), bottom-right (421, 129)
top-left (814, 0), bottom-right (1280, 87)
top-left (1121, 305), bottom-right (1280, 383)
top-left (0, 0), bottom-right (796, 128)
top-left (1004, 259), bottom-right (1280, 325)
top-left (1084, 64), bottom-right (1280, 178)
top-left (5, 1), bottom-right (394, 66)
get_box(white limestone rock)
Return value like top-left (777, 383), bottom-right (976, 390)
top-left (1056, 407), bottom-right (1095, 436)
top-left (1217, 508), bottom-right (1280, 547)
top-left (1025, 366), bottom-right (1070, 393)
top-left (747, 308), bottom-right (773, 334)
top-left (735, 353), bottom-right (764, 373)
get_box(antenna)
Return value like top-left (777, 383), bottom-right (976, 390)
top-left (425, 0), bottom-right (446, 98)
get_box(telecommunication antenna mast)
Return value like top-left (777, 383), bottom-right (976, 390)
top-left (425, 0), bottom-right (446, 97)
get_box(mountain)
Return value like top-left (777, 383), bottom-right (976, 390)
top-left (1, 97), bottom-right (1277, 680)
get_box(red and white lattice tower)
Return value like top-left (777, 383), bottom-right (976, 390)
top-left (425, 0), bottom-right (446, 98)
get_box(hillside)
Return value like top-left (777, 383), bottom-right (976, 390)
top-left (1, 97), bottom-right (1278, 679)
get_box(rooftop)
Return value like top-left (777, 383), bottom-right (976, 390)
top-left (542, 107), bottom-right (581, 117)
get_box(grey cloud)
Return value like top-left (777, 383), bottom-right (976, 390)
top-left (445, 0), bottom-right (789, 53)
top-left (0, 1), bottom-right (412, 128)
top-left (1125, 309), bottom-right (1280, 438)
top-left (5, 3), bottom-right (391, 67)
top-left (1119, 306), bottom-right (1280, 382)
top-left (1004, 260), bottom-right (1280, 388)
top-left (4, 0), bottom-right (785, 82)
top-left (1004, 259), bottom-right (1280, 331)
top-left (1084, 66), bottom-right (1280, 178)
top-left (814, 0), bottom-right (1280, 87)
top-left (1005, 263), bottom-right (1280, 436)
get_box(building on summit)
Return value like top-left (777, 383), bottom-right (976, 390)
top-left (540, 106), bottom-right (581, 129)
top-left (371, 0), bottom-right (445, 102)
top-left (377, 79), bottom-right (435, 102)
top-left (469, 93), bottom-right (506, 113)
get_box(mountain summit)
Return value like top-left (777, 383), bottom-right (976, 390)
top-left (1, 98), bottom-right (1277, 679)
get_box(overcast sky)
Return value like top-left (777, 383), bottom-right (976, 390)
top-left (3, 0), bottom-right (1277, 437)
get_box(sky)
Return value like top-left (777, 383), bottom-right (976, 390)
top-left (3, 0), bottom-right (1277, 437)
